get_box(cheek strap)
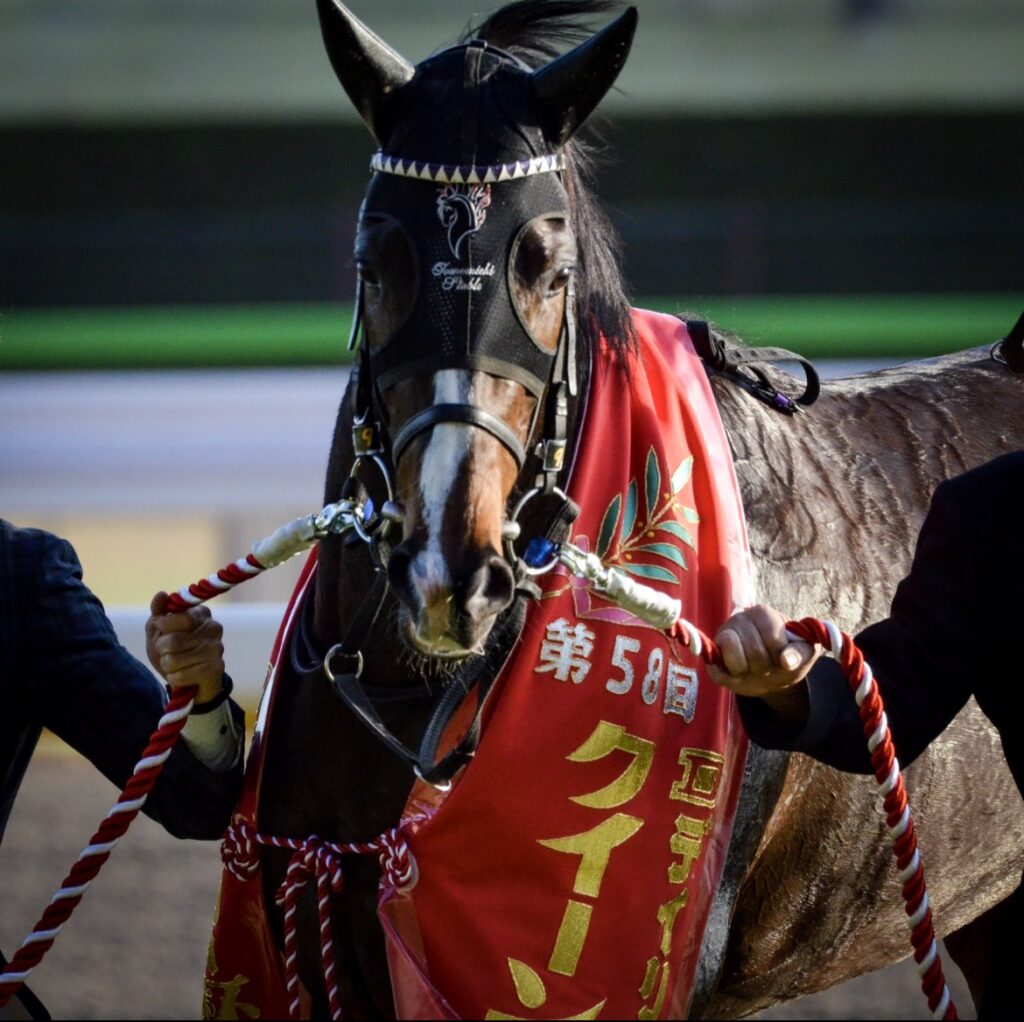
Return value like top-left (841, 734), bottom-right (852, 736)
top-left (391, 403), bottom-right (528, 468)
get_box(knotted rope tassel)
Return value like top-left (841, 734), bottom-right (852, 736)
top-left (670, 614), bottom-right (958, 1022)
top-left (221, 820), bottom-right (418, 1021)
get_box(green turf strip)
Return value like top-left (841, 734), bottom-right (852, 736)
top-left (1, 294), bottom-right (1020, 370)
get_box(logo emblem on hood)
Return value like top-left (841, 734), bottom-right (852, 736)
top-left (436, 184), bottom-right (492, 260)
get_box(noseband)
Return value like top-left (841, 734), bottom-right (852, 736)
top-left (391, 402), bottom-right (527, 468)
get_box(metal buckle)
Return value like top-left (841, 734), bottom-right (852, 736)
top-left (541, 438), bottom-right (566, 473)
top-left (323, 645), bottom-right (364, 683)
top-left (352, 419), bottom-right (385, 457)
top-left (413, 764), bottom-right (453, 792)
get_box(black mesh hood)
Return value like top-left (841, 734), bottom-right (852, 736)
top-left (382, 43), bottom-right (549, 168)
top-left (361, 42), bottom-right (570, 397)
top-left (363, 169), bottom-right (569, 396)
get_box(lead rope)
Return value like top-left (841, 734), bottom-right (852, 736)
top-left (0, 690), bottom-right (196, 1008)
top-left (673, 616), bottom-right (955, 1020)
top-left (0, 504), bottom-right (359, 1012)
top-left (540, 541), bottom-right (958, 1021)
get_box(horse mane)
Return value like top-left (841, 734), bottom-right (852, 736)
top-left (458, 0), bottom-right (637, 360)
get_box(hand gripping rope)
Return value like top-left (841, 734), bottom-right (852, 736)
top-left (535, 540), bottom-right (958, 1022)
top-left (0, 505), bottom-right (353, 1011)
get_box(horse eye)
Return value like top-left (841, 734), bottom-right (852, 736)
top-left (548, 267), bottom-right (574, 294)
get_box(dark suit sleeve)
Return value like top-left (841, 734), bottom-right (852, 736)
top-left (24, 534), bottom-right (243, 839)
top-left (739, 470), bottom-right (982, 774)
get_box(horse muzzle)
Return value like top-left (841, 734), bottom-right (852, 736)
top-left (387, 540), bottom-right (515, 657)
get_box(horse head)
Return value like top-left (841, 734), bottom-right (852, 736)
top-left (318, 0), bottom-right (637, 659)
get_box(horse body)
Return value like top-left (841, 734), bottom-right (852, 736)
top-left (248, 2), bottom-right (1024, 1017)
top-left (259, 346), bottom-right (1024, 1019)
top-left (691, 350), bottom-right (1024, 1015)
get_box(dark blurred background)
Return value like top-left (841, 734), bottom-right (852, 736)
top-left (2, 0), bottom-right (1021, 309)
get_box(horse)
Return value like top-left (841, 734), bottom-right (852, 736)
top-left (246, 2), bottom-right (1024, 1018)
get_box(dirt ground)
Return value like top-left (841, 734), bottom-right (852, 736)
top-left (0, 744), bottom-right (976, 1021)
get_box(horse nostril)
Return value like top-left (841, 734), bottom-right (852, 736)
top-left (485, 553), bottom-right (515, 609)
top-left (462, 552), bottom-right (515, 619)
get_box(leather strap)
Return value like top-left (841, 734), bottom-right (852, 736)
top-left (994, 309), bottom-right (1024, 373)
top-left (290, 572), bottom-right (401, 695)
top-left (289, 576), bottom-right (528, 786)
top-left (685, 318), bottom-right (820, 413)
top-left (392, 403), bottom-right (528, 467)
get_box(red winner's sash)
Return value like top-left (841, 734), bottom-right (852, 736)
top-left (205, 309), bottom-right (753, 1020)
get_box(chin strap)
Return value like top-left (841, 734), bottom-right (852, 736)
top-left (289, 572), bottom-right (530, 789)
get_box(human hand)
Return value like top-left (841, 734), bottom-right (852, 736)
top-left (146, 592), bottom-right (225, 704)
top-left (708, 604), bottom-right (819, 698)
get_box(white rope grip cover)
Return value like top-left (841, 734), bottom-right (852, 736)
top-left (250, 514), bottom-right (319, 570)
top-left (600, 565), bottom-right (682, 631)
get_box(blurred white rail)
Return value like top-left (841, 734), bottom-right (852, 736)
top-left (2, 360), bottom-right (898, 699)
top-left (0, 361), bottom-right (893, 512)
top-left (0, 368), bottom-right (349, 514)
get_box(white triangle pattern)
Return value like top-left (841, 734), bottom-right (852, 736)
top-left (370, 150), bottom-right (564, 184)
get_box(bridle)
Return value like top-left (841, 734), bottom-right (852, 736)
top-left (338, 142), bottom-right (582, 572)
top-left (291, 143), bottom-right (584, 787)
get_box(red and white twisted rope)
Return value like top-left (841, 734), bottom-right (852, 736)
top-left (0, 514), bottom-right (323, 1008)
top-left (0, 511), bottom-right (962, 1022)
top-left (165, 553), bottom-right (266, 613)
top-left (221, 819), bottom-right (418, 1021)
top-left (0, 687), bottom-right (196, 1009)
top-left (165, 512), bottom-right (323, 614)
top-left (670, 614), bottom-right (958, 1022)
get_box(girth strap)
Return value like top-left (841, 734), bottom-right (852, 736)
top-left (391, 403), bottom-right (528, 467)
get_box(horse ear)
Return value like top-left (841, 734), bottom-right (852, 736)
top-left (316, 0), bottom-right (415, 145)
top-left (530, 6), bottom-right (638, 147)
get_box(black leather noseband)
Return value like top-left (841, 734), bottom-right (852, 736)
top-left (391, 403), bottom-right (528, 468)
